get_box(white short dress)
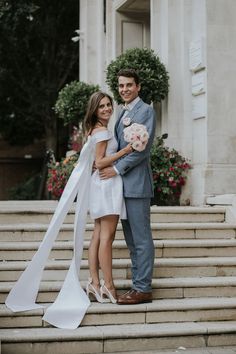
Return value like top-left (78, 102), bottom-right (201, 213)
top-left (89, 130), bottom-right (126, 220)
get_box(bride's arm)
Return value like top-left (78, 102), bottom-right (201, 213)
top-left (95, 141), bottom-right (132, 170)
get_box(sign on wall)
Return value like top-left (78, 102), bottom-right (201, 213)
top-left (190, 37), bottom-right (206, 119)
top-left (189, 38), bottom-right (206, 72)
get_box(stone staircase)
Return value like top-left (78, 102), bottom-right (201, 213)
top-left (1, 201), bottom-right (236, 354)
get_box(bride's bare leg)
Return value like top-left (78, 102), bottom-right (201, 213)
top-left (88, 218), bottom-right (101, 291)
top-left (99, 215), bottom-right (119, 293)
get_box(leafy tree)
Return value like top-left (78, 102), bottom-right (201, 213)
top-left (0, 0), bottom-right (79, 152)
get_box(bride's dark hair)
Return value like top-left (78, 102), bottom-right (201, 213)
top-left (83, 91), bottom-right (113, 135)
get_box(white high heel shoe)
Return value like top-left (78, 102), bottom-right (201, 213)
top-left (100, 279), bottom-right (117, 304)
top-left (86, 279), bottom-right (109, 303)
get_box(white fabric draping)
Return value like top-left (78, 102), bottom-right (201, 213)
top-left (5, 136), bottom-right (94, 329)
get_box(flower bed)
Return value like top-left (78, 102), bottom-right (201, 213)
top-left (47, 153), bottom-right (79, 199)
top-left (47, 134), bottom-right (191, 204)
top-left (150, 134), bottom-right (191, 206)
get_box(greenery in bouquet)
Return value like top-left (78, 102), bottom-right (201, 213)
top-left (47, 153), bottom-right (79, 199)
top-left (150, 134), bottom-right (191, 206)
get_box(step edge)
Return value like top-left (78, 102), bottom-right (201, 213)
top-left (1, 321), bottom-right (236, 342)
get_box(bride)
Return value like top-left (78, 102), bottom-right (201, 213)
top-left (5, 91), bottom-right (132, 329)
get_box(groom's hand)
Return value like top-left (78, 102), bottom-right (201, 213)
top-left (99, 166), bottom-right (117, 179)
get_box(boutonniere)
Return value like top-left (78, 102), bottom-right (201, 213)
top-left (122, 116), bottom-right (132, 126)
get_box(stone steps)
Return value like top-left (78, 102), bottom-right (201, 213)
top-left (106, 348), bottom-right (236, 354)
top-left (1, 277), bottom-right (236, 304)
top-left (1, 202), bottom-right (236, 353)
top-left (1, 321), bottom-right (236, 354)
top-left (2, 257), bottom-right (236, 282)
top-left (0, 221), bottom-right (235, 241)
top-left (2, 297), bottom-right (236, 329)
top-left (2, 238), bottom-right (236, 261)
top-left (0, 201), bottom-right (225, 224)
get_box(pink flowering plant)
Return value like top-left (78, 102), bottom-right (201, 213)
top-left (47, 154), bottom-right (79, 199)
top-left (124, 123), bottom-right (149, 152)
top-left (150, 134), bottom-right (191, 205)
top-left (68, 126), bottom-right (83, 152)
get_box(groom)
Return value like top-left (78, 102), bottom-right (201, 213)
top-left (99, 69), bottom-right (156, 304)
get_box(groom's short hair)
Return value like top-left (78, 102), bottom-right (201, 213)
top-left (117, 69), bottom-right (140, 85)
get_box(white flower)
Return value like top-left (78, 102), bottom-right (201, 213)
top-left (132, 140), bottom-right (145, 152)
top-left (129, 133), bottom-right (138, 142)
top-left (123, 129), bottom-right (132, 141)
top-left (140, 131), bottom-right (149, 142)
top-left (122, 116), bottom-right (131, 126)
top-left (131, 123), bottom-right (143, 133)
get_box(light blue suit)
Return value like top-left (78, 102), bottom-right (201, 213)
top-left (114, 98), bottom-right (156, 292)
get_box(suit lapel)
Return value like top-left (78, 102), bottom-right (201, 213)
top-left (115, 106), bottom-right (125, 142)
top-left (126, 99), bottom-right (144, 123)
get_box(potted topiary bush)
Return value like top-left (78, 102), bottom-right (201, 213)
top-left (106, 47), bottom-right (169, 104)
top-left (54, 80), bottom-right (99, 126)
top-left (46, 81), bottom-right (99, 199)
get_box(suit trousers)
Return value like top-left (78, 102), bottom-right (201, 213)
top-left (121, 197), bottom-right (154, 292)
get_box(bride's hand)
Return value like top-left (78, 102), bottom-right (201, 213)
top-left (123, 143), bottom-right (133, 154)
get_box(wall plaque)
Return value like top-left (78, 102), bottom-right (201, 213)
top-left (192, 71), bottom-right (206, 96)
top-left (192, 94), bottom-right (206, 119)
top-left (189, 38), bottom-right (205, 72)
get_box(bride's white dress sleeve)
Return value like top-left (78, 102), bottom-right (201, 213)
top-left (5, 136), bottom-right (94, 329)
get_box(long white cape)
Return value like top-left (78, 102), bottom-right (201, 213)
top-left (5, 136), bottom-right (94, 329)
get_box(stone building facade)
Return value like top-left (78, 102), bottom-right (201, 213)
top-left (79, 0), bottom-right (236, 205)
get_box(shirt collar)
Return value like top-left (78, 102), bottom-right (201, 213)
top-left (124, 96), bottom-right (140, 111)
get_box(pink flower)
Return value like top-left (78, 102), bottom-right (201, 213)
top-left (123, 129), bottom-right (132, 141)
top-left (123, 123), bottom-right (149, 152)
top-left (140, 131), bottom-right (149, 142)
top-left (132, 140), bottom-right (145, 152)
top-left (122, 116), bottom-right (131, 126)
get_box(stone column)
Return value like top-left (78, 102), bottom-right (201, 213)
top-left (189, 0), bottom-right (207, 205)
top-left (79, 0), bottom-right (105, 88)
top-left (204, 0), bottom-right (236, 199)
top-left (150, 0), bottom-right (236, 205)
top-left (151, 0), bottom-right (194, 204)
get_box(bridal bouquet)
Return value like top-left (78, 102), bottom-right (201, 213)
top-left (123, 123), bottom-right (149, 152)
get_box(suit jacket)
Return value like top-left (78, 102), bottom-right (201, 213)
top-left (114, 98), bottom-right (156, 198)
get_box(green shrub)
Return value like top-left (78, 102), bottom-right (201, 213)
top-left (8, 173), bottom-right (41, 200)
top-left (54, 81), bottom-right (99, 125)
top-left (106, 47), bottom-right (169, 104)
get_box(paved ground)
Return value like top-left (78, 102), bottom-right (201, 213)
top-left (111, 347), bottom-right (236, 354)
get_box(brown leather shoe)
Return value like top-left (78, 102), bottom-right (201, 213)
top-left (117, 289), bottom-right (152, 305)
